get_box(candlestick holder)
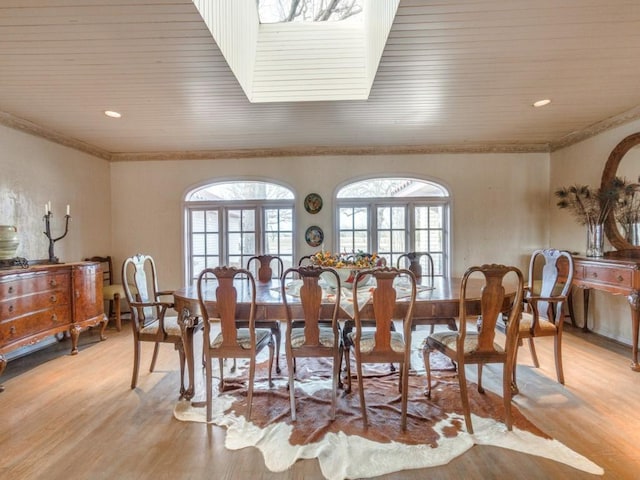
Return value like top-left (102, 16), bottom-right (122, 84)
top-left (43, 211), bottom-right (70, 263)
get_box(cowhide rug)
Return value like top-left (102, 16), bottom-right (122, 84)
top-left (174, 352), bottom-right (603, 480)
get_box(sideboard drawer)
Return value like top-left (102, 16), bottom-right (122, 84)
top-left (578, 265), bottom-right (634, 288)
top-left (0, 306), bottom-right (70, 342)
top-left (0, 273), bottom-right (69, 300)
top-left (0, 288), bottom-right (71, 320)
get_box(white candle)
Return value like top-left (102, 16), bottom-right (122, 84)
top-left (66, 204), bottom-right (70, 216)
top-left (45, 203), bottom-right (48, 216)
top-left (48, 201), bottom-right (51, 213)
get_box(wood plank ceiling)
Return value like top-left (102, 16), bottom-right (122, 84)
top-left (1, 0), bottom-right (640, 160)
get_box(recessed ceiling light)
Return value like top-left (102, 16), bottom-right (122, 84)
top-left (104, 110), bottom-right (122, 118)
top-left (532, 99), bottom-right (551, 108)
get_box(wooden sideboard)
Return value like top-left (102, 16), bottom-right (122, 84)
top-left (572, 255), bottom-right (640, 371)
top-left (0, 262), bottom-right (108, 390)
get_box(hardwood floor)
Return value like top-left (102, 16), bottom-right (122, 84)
top-left (1, 321), bottom-right (639, 479)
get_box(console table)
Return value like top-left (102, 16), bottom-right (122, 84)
top-left (0, 262), bottom-right (108, 391)
top-left (572, 255), bottom-right (640, 371)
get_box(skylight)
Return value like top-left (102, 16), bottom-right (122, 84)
top-left (258, 0), bottom-right (363, 24)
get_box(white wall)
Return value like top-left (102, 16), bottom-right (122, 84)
top-left (0, 124), bottom-right (111, 262)
top-left (110, 152), bottom-right (549, 289)
top-left (550, 118), bottom-right (640, 344)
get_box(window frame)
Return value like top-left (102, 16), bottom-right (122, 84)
top-left (335, 178), bottom-right (451, 277)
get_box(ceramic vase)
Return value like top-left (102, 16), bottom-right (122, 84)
top-left (0, 225), bottom-right (19, 260)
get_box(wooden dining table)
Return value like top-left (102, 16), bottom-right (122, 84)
top-left (172, 276), bottom-right (514, 400)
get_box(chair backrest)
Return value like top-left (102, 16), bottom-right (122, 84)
top-left (527, 249), bottom-right (574, 323)
top-left (85, 255), bottom-right (115, 285)
top-left (352, 267), bottom-right (416, 356)
top-left (197, 266), bottom-right (256, 350)
top-left (396, 252), bottom-right (434, 284)
top-left (247, 255), bottom-right (284, 282)
top-left (458, 264), bottom-right (524, 357)
top-left (281, 265), bottom-right (340, 347)
top-left (122, 253), bottom-right (161, 325)
top-left (297, 254), bottom-right (314, 266)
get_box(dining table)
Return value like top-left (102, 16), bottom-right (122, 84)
top-left (172, 275), bottom-right (517, 400)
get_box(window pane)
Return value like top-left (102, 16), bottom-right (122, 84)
top-left (392, 230), bottom-right (405, 251)
top-left (280, 209), bottom-right (293, 231)
top-left (354, 232), bottom-right (367, 252)
top-left (192, 234), bottom-right (205, 255)
top-left (430, 231), bottom-right (443, 251)
top-left (415, 206), bottom-right (429, 229)
top-left (339, 208), bottom-right (354, 229)
top-left (429, 206), bottom-right (443, 228)
top-left (265, 232), bottom-right (278, 254)
top-left (206, 256), bottom-right (220, 269)
top-left (340, 232), bottom-right (354, 252)
top-left (228, 210), bottom-right (241, 231)
top-left (228, 256), bottom-right (242, 269)
top-left (415, 231), bottom-right (429, 251)
top-left (378, 231), bottom-right (391, 252)
top-left (206, 233), bottom-right (218, 254)
top-left (192, 257), bottom-right (205, 278)
top-left (353, 208), bottom-right (368, 229)
top-left (378, 207), bottom-right (390, 229)
top-left (188, 181), bottom-right (294, 200)
top-left (192, 211), bottom-right (205, 232)
top-left (265, 209), bottom-right (278, 230)
top-left (338, 178), bottom-right (448, 198)
top-left (242, 210), bottom-right (255, 231)
top-left (228, 233), bottom-right (242, 254)
top-left (206, 210), bottom-right (219, 230)
top-left (243, 233), bottom-right (255, 254)
top-left (392, 207), bottom-right (405, 228)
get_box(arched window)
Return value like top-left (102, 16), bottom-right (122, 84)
top-left (185, 180), bottom-right (295, 282)
top-left (336, 177), bottom-right (450, 276)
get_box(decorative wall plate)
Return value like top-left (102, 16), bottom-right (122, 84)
top-left (305, 226), bottom-right (324, 247)
top-left (304, 193), bottom-right (323, 214)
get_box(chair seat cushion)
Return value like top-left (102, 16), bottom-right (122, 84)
top-left (424, 330), bottom-right (504, 355)
top-left (140, 315), bottom-right (182, 337)
top-left (290, 326), bottom-right (336, 348)
top-left (211, 327), bottom-right (271, 350)
top-left (348, 330), bottom-right (405, 353)
top-left (519, 312), bottom-right (557, 333)
top-left (103, 283), bottom-right (126, 300)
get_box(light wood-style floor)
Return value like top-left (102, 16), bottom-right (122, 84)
top-left (1, 320), bottom-right (639, 479)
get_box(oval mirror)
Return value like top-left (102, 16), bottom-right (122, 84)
top-left (601, 132), bottom-right (640, 251)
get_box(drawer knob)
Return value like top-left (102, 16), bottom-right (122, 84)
top-left (49, 279), bottom-right (57, 287)
top-left (51, 313), bottom-right (57, 322)
top-left (617, 275), bottom-right (624, 282)
top-left (8, 305), bottom-right (14, 313)
top-left (9, 326), bottom-right (16, 335)
top-left (50, 295), bottom-right (57, 303)
top-left (591, 272), bottom-right (598, 278)
top-left (8, 286), bottom-right (14, 294)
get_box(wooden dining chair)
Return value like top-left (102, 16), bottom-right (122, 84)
top-left (346, 267), bottom-right (416, 430)
top-left (122, 254), bottom-right (186, 395)
top-left (423, 264), bottom-right (524, 434)
top-left (197, 266), bottom-right (274, 422)
top-left (281, 265), bottom-right (343, 421)
top-left (397, 251), bottom-right (456, 335)
top-left (297, 254), bottom-right (314, 266)
top-left (86, 255), bottom-right (127, 331)
top-left (247, 255), bottom-right (284, 283)
top-left (513, 249), bottom-right (575, 386)
top-left (245, 254), bottom-right (284, 373)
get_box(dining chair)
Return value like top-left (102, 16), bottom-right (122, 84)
top-left (397, 252), bottom-right (456, 335)
top-left (297, 254), bottom-right (314, 266)
top-left (85, 255), bottom-right (127, 331)
top-left (281, 265), bottom-right (343, 421)
top-left (245, 255), bottom-right (284, 373)
top-left (423, 264), bottom-right (524, 434)
top-left (346, 267), bottom-right (416, 430)
top-left (512, 249), bottom-right (575, 386)
top-left (122, 253), bottom-right (186, 395)
top-left (197, 266), bottom-right (274, 422)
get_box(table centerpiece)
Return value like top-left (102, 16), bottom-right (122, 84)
top-left (311, 250), bottom-right (383, 288)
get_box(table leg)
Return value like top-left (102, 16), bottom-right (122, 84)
top-left (628, 293), bottom-right (640, 372)
top-left (178, 307), bottom-right (198, 400)
top-left (0, 354), bottom-right (6, 392)
top-left (582, 288), bottom-right (591, 333)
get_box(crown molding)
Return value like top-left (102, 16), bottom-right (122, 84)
top-left (550, 105), bottom-right (640, 152)
top-left (109, 143), bottom-right (550, 162)
top-left (0, 111), bottom-right (111, 161)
